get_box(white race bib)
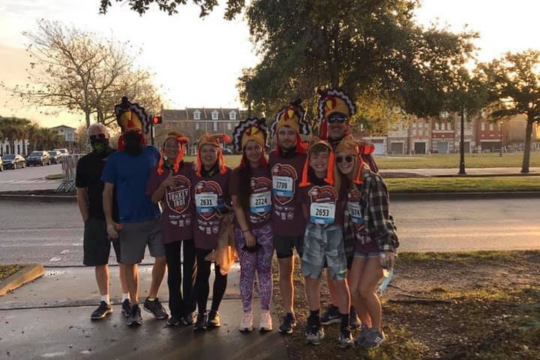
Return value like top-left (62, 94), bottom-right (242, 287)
top-left (347, 202), bottom-right (364, 226)
top-left (272, 176), bottom-right (293, 198)
top-left (310, 202), bottom-right (336, 225)
top-left (250, 191), bottom-right (272, 213)
top-left (195, 193), bottom-right (218, 214)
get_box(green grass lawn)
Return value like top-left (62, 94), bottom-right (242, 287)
top-left (375, 151), bottom-right (540, 169)
top-left (385, 176), bottom-right (540, 192)
top-left (186, 152), bottom-right (540, 170)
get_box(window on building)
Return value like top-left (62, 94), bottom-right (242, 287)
top-left (435, 123), bottom-right (440, 130)
top-left (60, 128), bottom-right (64, 133)
top-left (481, 123), bottom-right (485, 131)
top-left (227, 123), bottom-right (232, 130)
top-left (419, 123), bottom-right (423, 129)
top-left (441, 123), bottom-right (446, 131)
top-left (448, 123), bottom-right (452, 131)
top-left (412, 123), bottom-right (417, 129)
top-left (413, 128), bottom-right (417, 136)
top-left (196, 123), bottom-right (200, 130)
top-left (212, 111), bottom-right (219, 120)
top-left (194, 110), bottom-right (201, 120)
top-left (489, 123), bottom-right (494, 131)
top-left (229, 111), bottom-right (236, 120)
top-left (213, 122), bottom-right (218, 131)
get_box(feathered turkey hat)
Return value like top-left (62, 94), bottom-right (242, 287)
top-left (299, 136), bottom-right (335, 188)
top-left (114, 96), bottom-right (151, 150)
top-left (271, 99), bottom-right (311, 152)
top-left (157, 131), bottom-right (189, 175)
top-left (232, 117), bottom-right (269, 168)
top-left (317, 88), bottom-right (356, 140)
top-left (196, 132), bottom-right (231, 177)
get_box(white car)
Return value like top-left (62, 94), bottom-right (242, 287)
top-left (54, 148), bottom-right (70, 156)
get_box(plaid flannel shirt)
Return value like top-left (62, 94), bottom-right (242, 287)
top-left (344, 167), bottom-right (399, 254)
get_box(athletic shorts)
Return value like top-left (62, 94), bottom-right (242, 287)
top-left (274, 235), bottom-right (303, 259)
top-left (118, 218), bottom-right (165, 264)
top-left (301, 224), bottom-right (347, 281)
top-left (83, 217), bottom-right (121, 266)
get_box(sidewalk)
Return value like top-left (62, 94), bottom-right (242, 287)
top-left (0, 264), bottom-right (288, 360)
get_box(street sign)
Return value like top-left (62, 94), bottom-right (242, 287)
top-left (64, 131), bottom-right (75, 142)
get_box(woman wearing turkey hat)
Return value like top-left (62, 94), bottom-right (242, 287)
top-left (191, 132), bottom-right (232, 331)
top-left (335, 134), bottom-right (399, 349)
top-left (230, 118), bottom-right (274, 333)
top-left (147, 131), bottom-right (197, 327)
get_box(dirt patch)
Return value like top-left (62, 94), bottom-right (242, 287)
top-left (0, 264), bottom-right (24, 282)
top-left (272, 251), bottom-right (540, 360)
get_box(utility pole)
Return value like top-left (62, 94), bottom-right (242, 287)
top-left (458, 106), bottom-right (466, 175)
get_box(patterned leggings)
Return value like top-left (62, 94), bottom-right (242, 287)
top-left (235, 223), bottom-right (274, 313)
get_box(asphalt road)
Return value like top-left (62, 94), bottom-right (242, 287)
top-left (0, 162), bottom-right (62, 191)
top-left (1, 198), bottom-right (539, 267)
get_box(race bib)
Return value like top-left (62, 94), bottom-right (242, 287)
top-left (347, 202), bottom-right (365, 226)
top-left (273, 176), bottom-right (293, 198)
top-left (195, 193), bottom-right (218, 214)
top-left (250, 191), bottom-right (272, 213)
top-left (310, 202), bottom-right (336, 225)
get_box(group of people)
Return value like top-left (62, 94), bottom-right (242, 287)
top-left (76, 88), bottom-right (399, 350)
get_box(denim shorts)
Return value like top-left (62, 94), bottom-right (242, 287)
top-left (301, 223), bottom-right (347, 281)
top-left (354, 251), bottom-right (380, 260)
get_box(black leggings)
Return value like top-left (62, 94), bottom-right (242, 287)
top-left (194, 248), bottom-right (228, 314)
top-left (164, 239), bottom-right (197, 318)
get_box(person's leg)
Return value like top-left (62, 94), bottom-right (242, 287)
top-left (235, 228), bottom-right (257, 313)
top-left (275, 235), bottom-right (295, 314)
top-left (165, 242), bottom-right (182, 320)
top-left (119, 264), bottom-right (129, 297)
top-left (349, 257), bottom-right (371, 327)
top-left (305, 277), bottom-right (321, 311)
top-left (182, 239), bottom-right (197, 319)
top-left (148, 256), bottom-right (167, 299)
top-left (194, 249), bottom-right (212, 315)
top-left (210, 263), bottom-right (228, 312)
top-left (255, 225), bottom-right (274, 312)
top-left (147, 219), bottom-right (167, 299)
top-left (125, 264), bottom-right (139, 303)
top-left (95, 265), bottom-right (109, 297)
top-left (358, 257), bottom-right (384, 330)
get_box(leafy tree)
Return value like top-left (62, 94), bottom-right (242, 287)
top-left (98, 0), bottom-right (245, 19)
top-left (238, 0), bottom-right (477, 132)
top-left (0, 20), bottom-right (163, 129)
top-left (479, 50), bottom-right (540, 173)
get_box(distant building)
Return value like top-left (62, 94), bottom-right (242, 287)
top-left (50, 125), bottom-right (77, 143)
top-left (0, 139), bottom-right (29, 156)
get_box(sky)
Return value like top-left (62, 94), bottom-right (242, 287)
top-left (1, 0), bottom-right (540, 128)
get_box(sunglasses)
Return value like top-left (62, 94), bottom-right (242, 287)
top-left (336, 155), bottom-right (354, 164)
top-left (327, 114), bottom-right (348, 124)
top-left (89, 133), bottom-right (107, 141)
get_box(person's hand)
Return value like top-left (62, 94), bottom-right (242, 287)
top-left (162, 172), bottom-right (175, 188)
top-left (244, 231), bottom-right (256, 248)
top-left (82, 215), bottom-right (89, 224)
top-left (107, 222), bottom-right (121, 240)
top-left (380, 251), bottom-right (396, 269)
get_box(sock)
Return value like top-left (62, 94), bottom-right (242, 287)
top-left (100, 294), bottom-right (110, 304)
top-left (147, 297), bottom-right (156, 302)
top-left (122, 293), bottom-right (129, 302)
top-left (340, 313), bottom-right (350, 329)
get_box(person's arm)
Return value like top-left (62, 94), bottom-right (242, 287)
top-left (103, 182), bottom-right (119, 239)
top-left (149, 171), bottom-right (174, 204)
top-left (76, 188), bottom-right (89, 223)
top-left (231, 194), bottom-right (256, 247)
top-left (367, 174), bottom-right (399, 268)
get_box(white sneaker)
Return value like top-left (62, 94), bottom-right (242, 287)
top-left (259, 311), bottom-right (273, 332)
top-left (239, 312), bottom-right (253, 332)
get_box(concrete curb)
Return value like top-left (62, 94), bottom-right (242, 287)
top-left (0, 194), bottom-right (75, 203)
top-left (391, 191), bottom-right (540, 201)
top-left (0, 264), bottom-right (45, 296)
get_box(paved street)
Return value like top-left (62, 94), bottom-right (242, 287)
top-left (0, 163), bottom-right (62, 191)
top-left (1, 198), bottom-right (539, 267)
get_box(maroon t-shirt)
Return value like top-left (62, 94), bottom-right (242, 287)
top-left (230, 166), bottom-right (272, 230)
top-left (300, 181), bottom-right (345, 227)
top-left (191, 167), bottom-right (232, 250)
top-left (347, 188), bottom-right (379, 253)
top-left (146, 163), bottom-right (195, 244)
top-left (269, 151), bottom-right (307, 237)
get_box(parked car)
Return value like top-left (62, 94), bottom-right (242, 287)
top-left (26, 151), bottom-right (51, 166)
top-left (1, 154), bottom-right (26, 169)
top-left (48, 150), bottom-right (63, 164)
top-left (0, 156), bottom-right (3, 171)
top-left (54, 148), bottom-right (69, 156)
